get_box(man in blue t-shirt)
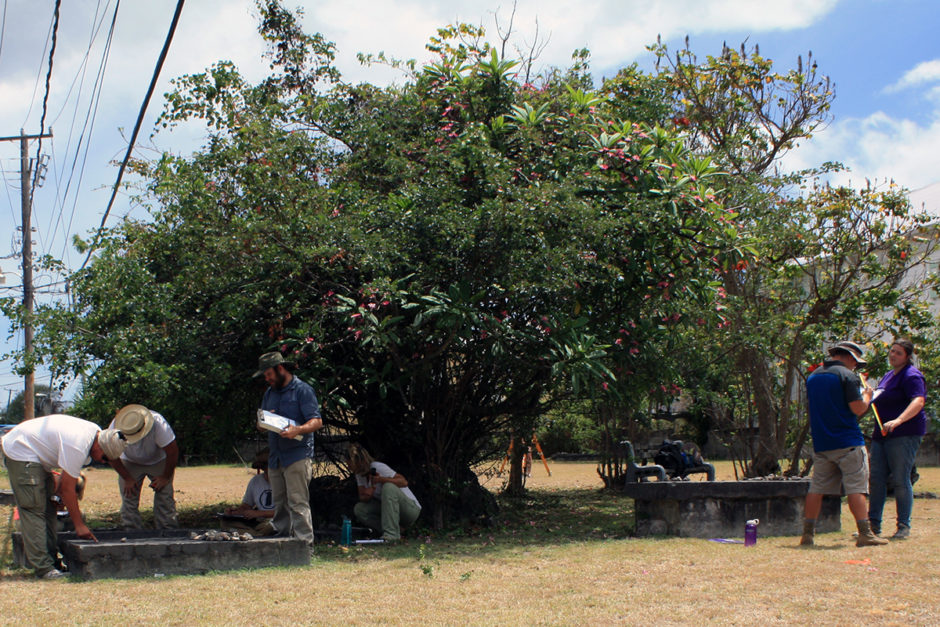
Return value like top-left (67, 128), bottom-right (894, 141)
top-left (801, 341), bottom-right (887, 547)
top-left (254, 351), bottom-right (322, 550)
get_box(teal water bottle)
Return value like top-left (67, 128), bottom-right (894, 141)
top-left (341, 516), bottom-right (352, 546)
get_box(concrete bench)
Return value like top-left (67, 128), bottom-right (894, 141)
top-left (623, 479), bottom-right (841, 538)
top-left (619, 440), bottom-right (667, 483)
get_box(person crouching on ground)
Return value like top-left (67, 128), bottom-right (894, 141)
top-left (222, 448), bottom-right (276, 537)
top-left (347, 443), bottom-right (421, 542)
top-left (801, 340), bottom-right (887, 547)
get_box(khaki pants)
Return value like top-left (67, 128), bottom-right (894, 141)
top-left (354, 483), bottom-right (421, 541)
top-left (118, 459), bottom-right (179, 529)
top-left (3, 454), bottom-right (58, 575)
top-left (269, 457), bottom-right (314, 546)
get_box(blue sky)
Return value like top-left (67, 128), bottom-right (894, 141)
top-left (1, 0), bottom-right (938, 406)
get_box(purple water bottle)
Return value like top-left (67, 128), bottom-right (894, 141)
top-left (744, 519), bottom-right (759, 547)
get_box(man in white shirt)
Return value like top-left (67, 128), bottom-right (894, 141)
top-left (1, 414), bottom-right (127, 579)
top-left (223, 448), bottom-right (276, 537)
top-left (109, 404), bottom-right (180, 529)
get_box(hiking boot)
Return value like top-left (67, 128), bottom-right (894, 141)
top-left (855, 520), bottom-right (888, 547)
top-left (891, 524), bottom-right (910, 540)
top-left (40, 568), bottom-right (67, 580)
top-left (799, 520), bottom-right (815, 546)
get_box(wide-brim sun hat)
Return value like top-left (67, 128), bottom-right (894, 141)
top-left (828, 340), bottom-right (868, 367)
top-left (97, 428), bottom-right (128, 460)
top-left (114, 404), bottom-right (155, 444)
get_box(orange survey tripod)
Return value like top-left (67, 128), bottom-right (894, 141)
top-left (498, 434), bottom-right (551, 477)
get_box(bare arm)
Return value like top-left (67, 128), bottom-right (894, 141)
top-left (372, 472), bottom-right (408, 489)
top-left (59, 473), bottom-right (96, 541)
top-left (883, 396), bottom-right (926, 433)
top-left (225, 503), bottom-right (275, 519)
top-left (108, 458), bottom-right (142, 497)
top-left (281, 416), bottom-right (323, 440)
top-left (849, 387), bottom-right (873, 417)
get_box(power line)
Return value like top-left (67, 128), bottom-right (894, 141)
top-left (0, 158), bottom-right (18, 232)
top-left (48, 0), bottom-right (109, 129)
top-left (30, 0), bottom-right (61, 200)
top-left (22, 9), bottom-right (54, 130)
top-left (49, 1), bottom-right (119, 268)
top-left (26, 0), bottom-right (62, 260)
top-left (80, 0), bottom-right (186, 271)
top-left (0, 0), bottom-right (7, 66)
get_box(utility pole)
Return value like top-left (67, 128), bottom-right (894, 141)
top-left (1, 129), bottom-right (52, 421)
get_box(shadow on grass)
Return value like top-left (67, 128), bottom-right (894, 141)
top-left (1, 488), bottom-right (635, 576)
top-left (312, 487), bottom-right (636, 564)
top-left (779, 543), bottom-right (848, 551)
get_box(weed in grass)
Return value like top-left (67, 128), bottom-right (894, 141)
top-left (418, 543), bottom-right (434, 578)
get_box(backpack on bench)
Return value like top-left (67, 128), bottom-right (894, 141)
top-left (654, 439), bottom-right (697, 478)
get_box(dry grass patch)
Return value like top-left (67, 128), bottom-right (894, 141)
top-left (1, 461), bottom-right (939, 625)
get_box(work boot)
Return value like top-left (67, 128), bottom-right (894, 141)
top-left (799, 520), bottom-right (815, 546)
top-left (891, 523), bottom-right (910, 540)
top-left (869, 520), bottom-right (881, 536)
top-left (855, 520), bottom-right (888, 547)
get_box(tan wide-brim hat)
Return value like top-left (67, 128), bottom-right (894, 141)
top-left (114, 404), bottom-right (155, 444)
top-left (97, 428), bottom-right (128, 460)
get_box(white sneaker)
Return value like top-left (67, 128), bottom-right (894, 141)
top-left (41, 568), bottom-right (67, 580)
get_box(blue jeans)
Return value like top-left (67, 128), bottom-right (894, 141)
top-left (868, 436), bottom-right (922, 529)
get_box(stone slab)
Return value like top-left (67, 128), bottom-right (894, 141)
top-left (623, 480), bottom-right (842, 538)
top-left (13, 529), bottom-right (309, 579)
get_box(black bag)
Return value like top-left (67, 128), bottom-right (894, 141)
top-left (654, 439), bottom-right (689, 477)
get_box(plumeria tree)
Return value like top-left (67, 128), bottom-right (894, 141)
top-left (25, 2), bottom-right (738, 524)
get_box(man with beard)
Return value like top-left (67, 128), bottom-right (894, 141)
top-left (254, 351), bottom-right (322, 552)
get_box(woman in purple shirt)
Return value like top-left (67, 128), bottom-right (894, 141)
top-left (868, 339), bottom-right (927, 539)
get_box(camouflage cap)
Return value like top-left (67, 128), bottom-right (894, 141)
top-left (252, 352), bottom-right (293, 378)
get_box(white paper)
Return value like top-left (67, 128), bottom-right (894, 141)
top-left (257, 409), bottom-right (302, 440)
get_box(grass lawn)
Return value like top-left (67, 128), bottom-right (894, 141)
top-left (1, 460), bottom-right (939, 625)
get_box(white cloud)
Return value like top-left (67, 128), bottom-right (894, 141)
top-left (885, 59), bottom-right (940, 92)
top-left (301, 0), bottom-right (841, 81)
top-left (781, 110), bottom-right (940, 192)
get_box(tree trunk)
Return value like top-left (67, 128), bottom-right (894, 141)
top-left (740, 346), bottom-right (781, 476)
top-left (504, 435), bottom-right (526, 496)
top-left (775, 336), bottom-right (806, 455)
